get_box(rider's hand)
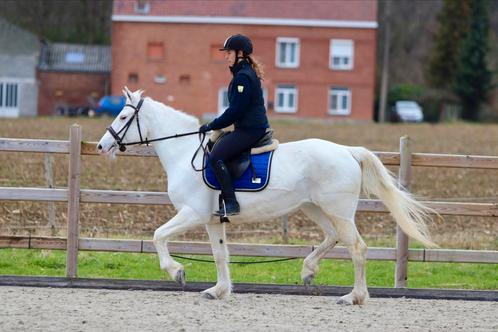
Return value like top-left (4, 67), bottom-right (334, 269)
top-left (199, 123), bottom-right (211, 133)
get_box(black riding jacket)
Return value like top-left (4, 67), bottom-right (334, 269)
top-left (208, 60), bottom-right (269, 131)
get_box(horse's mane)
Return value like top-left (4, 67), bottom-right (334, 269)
top-left (146, 97), bottom-right (200, 127)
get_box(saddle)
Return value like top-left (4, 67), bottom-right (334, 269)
top-left (206, 128), bottom-right (279, 180)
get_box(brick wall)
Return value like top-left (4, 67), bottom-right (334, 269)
top-left (114, 0), bottom-right (377, 21)
top-left (37, 71), bottom-right (109, 115)
top-left (111, 22), bottom-right (376, 120)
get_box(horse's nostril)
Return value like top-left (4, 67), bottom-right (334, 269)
top-left (97, 144), bottom-right (102, 150)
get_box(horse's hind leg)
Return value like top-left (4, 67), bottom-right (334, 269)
top-left (329, 215), bottom-right (369, 305)
top-left (202, 223), bottom-right (231, 299)
top-left (153, 206), bottom-right (205, 285)
top-left (300, 204), bottom-right (339, 286)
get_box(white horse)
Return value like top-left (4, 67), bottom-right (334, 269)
top-left (97, 88), bottom-right (436, 305)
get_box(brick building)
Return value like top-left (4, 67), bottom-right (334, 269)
top-left (37, 43), bottom-right (110, 116)
top-left (112, 0), bottom-right (377, 120)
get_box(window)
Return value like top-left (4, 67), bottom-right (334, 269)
top-left (134, 0), bottom-right (150, 14)
top-left (330, 39), bottom-right (354, 70)
top-left (218, 87), bottom-right (229, 114)
top-left (329, 87), bottom-right (351, 115)
top-left (262, 88), bottom-right (268, 108)
top-left (276, 37), bottom-right (300, 68)
top-left (65, 52), bottom-right (85, 64)
top-left (0, 82), bottom-right (19, 108)
top-left (275, 85), bottom-right (298, 113)
top-left (128, 73), bottom-right (139, 83)
top-left (179, 74), bottom-right (191, 85)
top-left (154, 74), bottom-right (166, 84)
top-left (0, 81), bottom-right (20, 117)
top-left (147, 42), bottom-right (164, 61)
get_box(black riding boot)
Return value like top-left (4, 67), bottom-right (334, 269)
top-left (212, 160), bottom-right (240, 216)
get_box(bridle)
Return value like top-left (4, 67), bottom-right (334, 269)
top-left (106, 99), bottom-right (146, 152)
top-left (106, 98), bottom-right (207, 171)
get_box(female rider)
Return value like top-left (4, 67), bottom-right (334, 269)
top-left (199, 34), bottom-right (269, 217)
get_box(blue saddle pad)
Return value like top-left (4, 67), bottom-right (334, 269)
top-left (203, 151), bottom-right (274, 192)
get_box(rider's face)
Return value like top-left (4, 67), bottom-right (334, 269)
top-left (224, 50), bottom-right (240, 66)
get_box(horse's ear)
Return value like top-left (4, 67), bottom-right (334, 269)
top-left (123, 86), bottom-right (132, 101)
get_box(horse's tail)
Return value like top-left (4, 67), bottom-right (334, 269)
top-left (347, 146), bottom-right (437, 248)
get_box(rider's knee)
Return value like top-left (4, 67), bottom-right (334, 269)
top-left (209, 156), bottom-right (223, 169)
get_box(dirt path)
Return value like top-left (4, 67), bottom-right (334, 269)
top-left (0, 286), bottom-right (496, 331)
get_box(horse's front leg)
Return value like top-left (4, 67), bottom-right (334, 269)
top-left (153, 206), bottom-right (206, 285)
top-left (202, 222), bottom-right (232, 299)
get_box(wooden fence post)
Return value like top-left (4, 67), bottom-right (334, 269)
top-left (395, 136), bottom-right (411, 288)
top-left (281, 215), bottom-right (289, 244)
top-left (66, 124), bottom-right (82, 278)
top-left (44, 154), bottom-right (57, 236)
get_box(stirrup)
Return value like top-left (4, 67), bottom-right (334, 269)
top-left (213, 199), bottom-right (239, 217)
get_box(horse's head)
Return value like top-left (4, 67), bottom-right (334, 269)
top-left (97, 87), bottom-right (150, 158)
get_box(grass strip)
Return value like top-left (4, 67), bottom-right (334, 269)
top-left (0, 249), bottom-right (496, 290)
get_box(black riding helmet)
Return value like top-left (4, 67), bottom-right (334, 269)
top-left (219, 34), bottom-right (253, 55)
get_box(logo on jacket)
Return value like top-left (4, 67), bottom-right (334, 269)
top-left (237, 85), bottom-right (244, 93)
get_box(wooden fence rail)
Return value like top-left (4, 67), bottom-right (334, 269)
top-left (1, 235), bottom-right (497, 264)
top-left (3, 137), bottom-right (498, 168)
top-left (1, 125), bottom-right (498, 288)
top-left (1, 187), bottom-right (496, 216)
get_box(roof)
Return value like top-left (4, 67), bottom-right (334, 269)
top-left (112, 0), bottom-right (377, 27)
top-left (0, 17), bottom-right (39, 55)
top-left (38, 43), bottom-right (111, 73)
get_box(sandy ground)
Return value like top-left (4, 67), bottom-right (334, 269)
top-left (0, 287), bottom-right (497, 332)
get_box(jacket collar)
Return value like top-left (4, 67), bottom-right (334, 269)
top-left (230, 59), bottom-right (249, 75)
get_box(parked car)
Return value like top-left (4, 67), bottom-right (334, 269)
top-left (56, 105), bottom-right (90, 117)
top-left (391, 101), bottom-right (424, 123)
top-left (88, 96), bottom-right (126, 117)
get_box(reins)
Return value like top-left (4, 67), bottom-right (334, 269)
top-left (171, 254), bottom-right (299, 265)
top-left (106, 98), bottom-right (208, 172)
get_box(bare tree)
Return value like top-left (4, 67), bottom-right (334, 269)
top-left (0, 0), bottom-right (112, 44)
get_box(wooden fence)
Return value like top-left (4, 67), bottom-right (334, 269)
top-left (1, 125), bottom-right (497, 288)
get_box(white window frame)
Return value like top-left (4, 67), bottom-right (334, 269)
top-left (330, 39), bottom-right (354, 70)
top-left (275, 37), bottom-right (300, 68)
top-left (0, 80), bottom-right (20, 118)
top-left (134, 0), bottom-right (150, 14)
top-left (328, 87), bottom-right (351, 116)
top-left (263, 88), bottom-right (269, 109)
top-left (274, 85), bottom-right (298, 113)
top-left (218, 87), bottom-right (229, 114)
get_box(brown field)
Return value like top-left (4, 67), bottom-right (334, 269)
top-left (1, 117), bottom-right (497, 249)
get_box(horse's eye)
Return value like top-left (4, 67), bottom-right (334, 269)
top-left (120, 115), bottom-right (127, 120)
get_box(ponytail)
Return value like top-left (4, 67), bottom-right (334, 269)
top-left (246, 54), bottom-right (265, 80)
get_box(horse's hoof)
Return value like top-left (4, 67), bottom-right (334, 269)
top-left (175, 269), bottom-right (186, 287)
top-left (336, 298), bottom-right (352, 305)
top-left (336, 295), bottom-right (353, 305)
top-left (303, 275), bottom-right (315, 287)
top-left (201, 291), bottom-right (216, 300)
